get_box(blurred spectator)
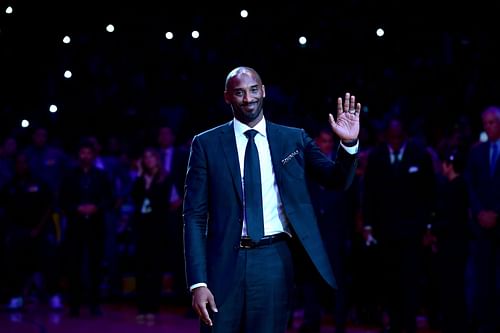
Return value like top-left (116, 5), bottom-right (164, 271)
top-left (0, 153), bottom-right (60, 311)
top-left (59, 140), bottom-right (113, 317)
top-left (465, 105), bottom-right (500, 333)
top-left (362, 116), bottom-right (437, 333)
top-left (131, 147), bottom-right (175, 324)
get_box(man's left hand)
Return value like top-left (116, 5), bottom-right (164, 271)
top-left (329, 92), bottom-right (361, 143)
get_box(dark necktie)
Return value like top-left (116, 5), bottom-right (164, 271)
top-left (244, 129), bottom-right (264, 242)
top-left (491, 142), bottom-right (499, 176)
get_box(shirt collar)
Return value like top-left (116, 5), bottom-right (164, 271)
top-left (388, 142), bottom-right (406, 154)
top-left (233, 116), bottom-right (267, 138)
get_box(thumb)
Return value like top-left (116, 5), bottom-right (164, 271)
top-left (328, 113), bottom-right (336, 128)
top-left (208, 294), bottom-right (218, 313)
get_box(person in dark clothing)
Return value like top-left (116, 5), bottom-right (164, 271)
top-left (1, 153), bottom-right (54, 310)
top-left (429, 147), bottom-right (470, 333)
top-left (59, 140), bottom-right (113, 317)
top-left (465, 106), bottom-right (500, 333)
top-left (131, 147), bottom-right (176, 324)
top-left (362, 117), bottom-right (437, 333)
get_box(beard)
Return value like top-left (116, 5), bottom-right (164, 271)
top-left (233, 100), bottom-right (263, 124)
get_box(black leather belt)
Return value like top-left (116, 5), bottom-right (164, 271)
top-left (240, 233), bottom-right (290, 249)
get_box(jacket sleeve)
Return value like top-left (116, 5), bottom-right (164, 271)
top-left (183, 135), bottom-right (209, 288)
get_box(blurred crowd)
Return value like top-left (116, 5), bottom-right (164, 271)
top-left (0, 103), bottom-right (499, 332)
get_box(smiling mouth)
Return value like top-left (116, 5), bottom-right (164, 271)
top-left (242, 102), bottom-right (257, 110)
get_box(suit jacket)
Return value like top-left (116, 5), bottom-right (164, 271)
top-left (183, 120), bottom-right (358, 306)
top-left (466, 141), bottom-right (500, 238)
top-left (363, 141), bottom-right (436, 240)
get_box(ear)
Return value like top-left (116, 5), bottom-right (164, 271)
top-left (223, 90), bottom-right (230, 104)
top-left (262, 85), bottom-right (266, 98)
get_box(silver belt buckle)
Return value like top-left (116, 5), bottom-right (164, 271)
top-left (240, 237), bottom-right (254, 249)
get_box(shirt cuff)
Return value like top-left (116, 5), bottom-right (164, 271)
top-left (189, 282), bottom-right (208, 292)
top-left (339, 140), bottom-right (359, 154)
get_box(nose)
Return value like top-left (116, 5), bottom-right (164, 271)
top-left (242, 91), bottom-right (250, 103)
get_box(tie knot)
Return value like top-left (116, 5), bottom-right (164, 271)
top-left (245, 129), bottom-right (258, 140)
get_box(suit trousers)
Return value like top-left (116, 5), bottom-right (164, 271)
top-left (201, 240), bottom-right (294, 333)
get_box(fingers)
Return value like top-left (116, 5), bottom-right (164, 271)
top-left (343, 92), bottom-right (350, 113)
top-left (340, 92), bottom-right (358, 113)
top-left (192, 289), bottom-right (218, 327)
top-left (200, 303), bottom-right (213, 326)
top-left (341, 92), bottom-right (362, 116)
top-left (194, 301), bottom-right (213, 326)
top-left (208, 298), bottom-right (218, 315)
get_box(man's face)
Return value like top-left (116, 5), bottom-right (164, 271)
top-left (224, 72), bottom-right (265, 125)
top-left (386, 120), bottom-right (406, 151)
top-left (158, 127), bottom-right (175, 148)
top-left (315, 131), bottom-right (334, 155)
top-left (482, 110), bottom-right (500, 141)
top-left (33, 128), bottom-right (48, 147)
top-left (79, 147), bottom-right (95, 167)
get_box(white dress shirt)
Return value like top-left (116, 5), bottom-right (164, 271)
top-left (234, 117), bottom-right (288, 237)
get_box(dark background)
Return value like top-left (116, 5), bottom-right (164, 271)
top-left (1, 0), bottom-right (500, 149)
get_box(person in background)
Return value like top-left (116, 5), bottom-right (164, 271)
top-left (59, 140), bottom-right (113, 317)
top-left (465, 105), bottom-right (500, 333)
top-left (130, 147), bottom-right (175, 325)
top-left (427, 147), bottom-right (470, 333)
top-left (1, 153), bottom-right (56, 311)
top-left (362, 116), bottom-right (436, 333)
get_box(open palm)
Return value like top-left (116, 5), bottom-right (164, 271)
top-left (328, 92), bottom-right (360, 142)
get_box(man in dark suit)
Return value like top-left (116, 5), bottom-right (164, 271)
top-left (362, 117), bottom-right (436, 333)
top-left (183, 66), bottom-right (360, 333)
top-left (465, 105), bottom-right (500, 333)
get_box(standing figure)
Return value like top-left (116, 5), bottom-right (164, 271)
top-left (465, 106), bottom-right (500, 333)
top-left (131, 147), bottom-right (175, 324)
top-left (60, 140), bottom-right (113, 317)
top-left (183, 66), bottom-right (360, 333)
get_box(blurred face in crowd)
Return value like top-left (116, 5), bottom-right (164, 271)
top-left (158, 127), bottom-right (175, 149)
top-left (33, 128), bottom-right (48, 147)
top-left (2, 137), bottom-right (17, 156)
top-left (315, 130), bottom-right (334, 156)
top-left (142, 149), bottom-right (161, 173)
top-left (482, 107), bottom-right (500, 141)
top-left (386, 119), bottom-right (406, 151)
top-left (224, 67), bottom-right (266, 127)
top-left (14, 154), bottom-right (30, 176)
top-left (79, 146), bottom-right (96, 169)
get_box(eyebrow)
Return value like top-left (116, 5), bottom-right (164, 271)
top-left (229, 84), bottom-right (259, 91)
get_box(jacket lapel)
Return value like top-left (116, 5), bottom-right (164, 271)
top-left (266, 121), bottom-right (284, 184)
top-left (220, 121), bottom-right (243, 205)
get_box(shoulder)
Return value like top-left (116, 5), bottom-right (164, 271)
top-left (266, 121), bottom-right (308, 142)
top-left (267, 120), bottom-right (303, 134)
top-left (193, 121), bottom-right (232, 142)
